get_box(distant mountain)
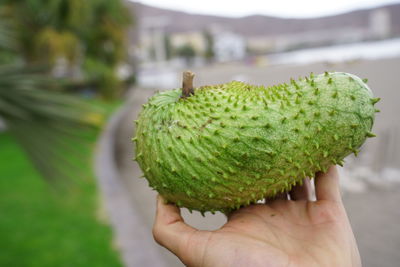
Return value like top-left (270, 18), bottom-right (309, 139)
top-left (127, 2), bottom-right (400, 37)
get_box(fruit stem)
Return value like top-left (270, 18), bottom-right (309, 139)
top-left (181, 71), bottom-right (195, 98)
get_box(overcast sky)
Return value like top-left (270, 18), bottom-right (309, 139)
top-left (133, 0), bottom-right (400, 18)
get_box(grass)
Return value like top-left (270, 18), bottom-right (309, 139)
top-left (0, 99), bottom-right (123, 267)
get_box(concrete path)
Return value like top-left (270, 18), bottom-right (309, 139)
top-left (95, 101), bottom-right (167, 267)
top-left (106, 57), bottom-right (400, 267)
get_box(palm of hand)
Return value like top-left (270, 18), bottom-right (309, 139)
top-left (153, 167), bottom-right (361, 267)
top-left (197, 200), bottom-right (355, 267)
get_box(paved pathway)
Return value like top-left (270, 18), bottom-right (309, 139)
top-left (109, 58), bottom-right (400, 267)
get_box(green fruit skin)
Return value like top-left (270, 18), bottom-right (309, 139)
top-left (133, 72), bottom-right (378, 213)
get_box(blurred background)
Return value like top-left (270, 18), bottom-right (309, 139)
top-left (0, 0), bottom-right (399, 266)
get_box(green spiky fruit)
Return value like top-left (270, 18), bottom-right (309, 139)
top-left (133, 72), bottom-right (379, 213)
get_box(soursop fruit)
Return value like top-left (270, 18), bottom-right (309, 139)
top-left (133, 72), bottom-right (379, 214)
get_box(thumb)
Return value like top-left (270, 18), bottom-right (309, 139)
top-left (152, 195), bottom-right (209, 265)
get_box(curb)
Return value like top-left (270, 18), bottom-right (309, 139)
top-left (94, 100), bottom-right (166, 267)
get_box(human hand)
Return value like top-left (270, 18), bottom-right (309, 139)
top-left (152, 166), bottom-right (361, 267)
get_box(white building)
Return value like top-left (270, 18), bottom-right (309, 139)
top-left (170, 31), bottom-right (207, 54)
top-left (370, 8), bottom-right (391, 39)
top-left (213, 32), bottom-right (246, 62)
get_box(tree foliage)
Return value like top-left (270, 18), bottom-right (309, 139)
top-left (1, 0), bottom-right (132, 100)
top-left (0, 5), bottom-right (117, 182)
top-left (0, 64), bottom-right (100, 183)
top-left (203, 30), bottom-right (215, 62)
top-left (175, 43), bottom-right (196, 66)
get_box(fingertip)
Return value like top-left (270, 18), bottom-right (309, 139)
top-left (156, 194), bottom-right (167, 212)
top-left (156, 194), bottom-right (162, 208)
top-left (315, 165), bottom-right (339, 185)
top-left (318, 165), bottom-right (338, 177)
top-left (315, 165), bottom-right (341, 202)
top-left (155, 195), bottom-right (182, 225)
top-left (157, 194), bottom-right (169, 207)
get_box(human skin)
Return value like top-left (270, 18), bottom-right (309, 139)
top-left (152, 166), bottom-right (361, 267)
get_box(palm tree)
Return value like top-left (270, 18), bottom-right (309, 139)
top-left (0, 16), bottom-right (100, 182)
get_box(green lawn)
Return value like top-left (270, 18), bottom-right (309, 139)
top-left (0, 101), bottom-right (123, 267)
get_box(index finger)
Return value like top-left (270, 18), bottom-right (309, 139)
top-left (314, 165), bottom-right (342, 202)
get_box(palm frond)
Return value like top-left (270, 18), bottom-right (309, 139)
top-left (0, 6), bottom-right (17, 52)
top-left (0, 64), bottom-right (102, 183)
